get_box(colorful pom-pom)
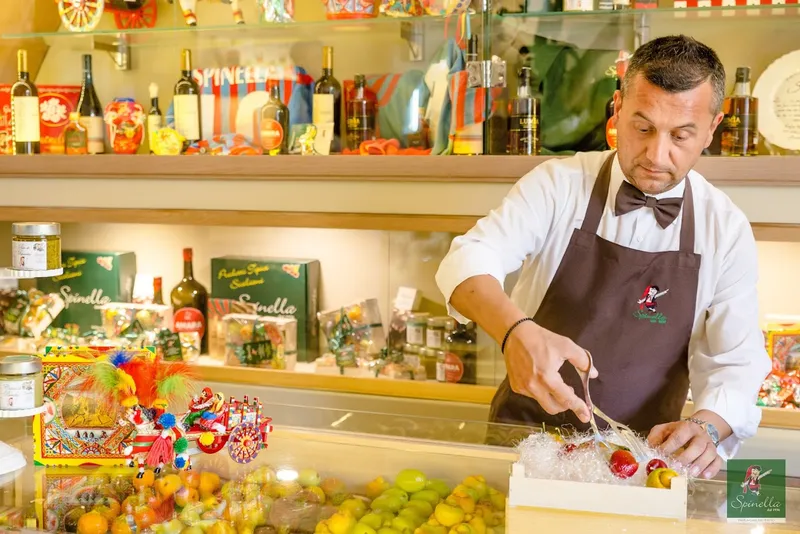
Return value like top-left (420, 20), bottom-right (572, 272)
top-left (199, 432), bottom-right (214, 447)
top-left (174, 437), bottom-right (188, 454)
top-left (121, 395), bottom-right (139, 408)
top-left (201, 411), bottom-right (216, 421)
top-left (158, 413), bottom-right (177, 430)
top-left (174, 455), bottom-right (187, 469)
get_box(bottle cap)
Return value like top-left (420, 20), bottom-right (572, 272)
top-left (354, 74), bottom-right (366, 86)
top-left (735, 67), bottom-right (751, 83)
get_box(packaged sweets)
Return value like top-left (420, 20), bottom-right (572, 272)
top-left (100, 302), bottom-right (172, 339)
top-left (224, 313), bottom-right (297, 370)
top-left (318, 299), bottom-right (385, 368)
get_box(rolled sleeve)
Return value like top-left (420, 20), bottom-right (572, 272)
top-left (435, 162), bottom-right (562, 322)
top-left (690, 217), bottom-right (771, 460)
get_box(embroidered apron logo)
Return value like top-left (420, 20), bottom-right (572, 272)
top-left (634, 285), bottom-right (669, 324)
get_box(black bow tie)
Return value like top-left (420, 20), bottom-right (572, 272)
top-left (614, 181), bottom-right (683, 229)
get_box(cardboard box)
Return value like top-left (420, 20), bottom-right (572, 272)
top-left (0, 85), bottom-right (81, 154)
top-left (211, 256), bottom-right (320, 362)
top-left (37, 251), bottom-right (137, 332)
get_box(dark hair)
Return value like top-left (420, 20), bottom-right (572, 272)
top-left (621, 35), bottom-right (726, 114)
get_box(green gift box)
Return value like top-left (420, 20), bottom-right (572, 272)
top-left (211, 256), bottom-right (320, 362)
top-left (37, 251), bottom-right (137, 333)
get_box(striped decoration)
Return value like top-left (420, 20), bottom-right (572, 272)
top-left (166, 65), bottom-right (314, 140)
top-left (447, 70), bottom-right (503, 134)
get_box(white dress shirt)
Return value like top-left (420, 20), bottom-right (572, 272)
top-left (435, 150), bottom-right (771, 458)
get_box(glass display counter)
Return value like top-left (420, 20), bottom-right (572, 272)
top-left (0, 405), bottom-right (796, 533)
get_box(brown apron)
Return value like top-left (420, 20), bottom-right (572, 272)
top-left (489, 152), bottom-right (700, 437)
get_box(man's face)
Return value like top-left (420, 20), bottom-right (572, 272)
top-left (613, 74), bottom-right (724, 195)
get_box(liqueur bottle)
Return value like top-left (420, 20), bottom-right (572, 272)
top-left (313, 46), bottom-right (342, 154)
top-left (78, 54), bottom-right (105, 154)
top-left (508, 66), bottom-right (540, 155)
top-left (173, 49), bottom-right (202, 150)
top-left (407, 107), bottom-right (430, 149)
top-left (148, 82), bottom-right (163, 154)
top-left (170, 248), bottom-right (209, 354)
top-left (345, 74), bottom-right (376, 151)
top-left (720, 67), bottom-right (759, 157)
top-left (11, 49), bottom-right (40, 155)
top-left (64, 112), bottom-right (88, 155)
top-left (259, 81), bottom-right (289, 155)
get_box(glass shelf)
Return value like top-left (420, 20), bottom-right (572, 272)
top-left (1, 13), bottom-right (474, 49)
top-left (495, 3), bottom-right (800, 20)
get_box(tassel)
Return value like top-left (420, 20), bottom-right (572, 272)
top-left (145, 435), bottom-right (174, 467)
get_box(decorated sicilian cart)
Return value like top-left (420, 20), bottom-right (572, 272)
top-left (57, 0), bottom-right (158, 32)
top-left (33, 347), bottom-right (274, 471)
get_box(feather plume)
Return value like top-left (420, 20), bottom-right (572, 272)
top-left (155, 360), bottom-right (197, 405)
top-left (109, 350), bottom-right (132, 368)
top-left (79, 361), bottom-right (122, 412)
top-left (120, 357), bottom-right (156, 407)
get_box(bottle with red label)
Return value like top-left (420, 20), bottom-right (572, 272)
top-left (170, 247), bottom-right (209, 354)
top-left (437, 321), bottom-right (477, 385)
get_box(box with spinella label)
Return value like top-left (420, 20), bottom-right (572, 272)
top-left (211, 256), bottom-right (320, 362)
top-left (36, 251), bottom-right (137, 332)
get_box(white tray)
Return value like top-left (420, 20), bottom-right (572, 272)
top-left (507, 461), bottom-right (688, 522)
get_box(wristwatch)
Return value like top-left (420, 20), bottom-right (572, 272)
top-left (684, 417), bottom-right (720, 447)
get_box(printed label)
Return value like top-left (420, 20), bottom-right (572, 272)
top-left (313, 94), bottom-right (334, 124)
top-left (260, 118), bottom-right (284, 151)
top-left (426, 328), bottom-right (443, 349)
top-left (441, 352), bottom-right (465, 383)
top-left (12, 96), bottom-right (40, 142)
top-left (79, 115), bottom-right (104, 154)
top-left (0, 378), bottom-right (36, 410)
top-left (174, 306), bottom-right (206, 339)
top-left (174, 94), bottom-right (201, 140)
top-left (12, 240), bottom-right (47, 270)
top-left (147, 115), bottom-right (163, 153)
top-left (406, 324), bottom-right (424, 346)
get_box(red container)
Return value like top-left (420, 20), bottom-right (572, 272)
top-left (104, 97), bottom-right (145, 154)
top-left (0, 85), bottom-right (81, 154)
top-left (323, 0), bottom-right (378, 19)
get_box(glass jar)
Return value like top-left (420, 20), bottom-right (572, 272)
top-left (11, 222), bottom-right (61, 271)
top-left (405, 312), bottom-right (430, 347)
top-left (426, 316), bottom-right (454, 349)
top-left (437, 321), bottom-right (478, 385)
top-left (0, 355), bottom-right (44, 410)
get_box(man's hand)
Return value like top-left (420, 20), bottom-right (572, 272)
top-left (647, 420), bottom-right (722, 479)
top-left (503, 320), bottom-right (598, 423)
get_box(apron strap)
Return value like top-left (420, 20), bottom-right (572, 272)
top-left (580, 151), bottom-right (615, 234)
top-left (679, 177), bottom-right (696, 254)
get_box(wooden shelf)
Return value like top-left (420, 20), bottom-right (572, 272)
top-left (3, 154), bottom-right (800, 233)
top-left (2, 154), bottom-right (800, 184)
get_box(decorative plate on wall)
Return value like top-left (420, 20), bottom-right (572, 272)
top-left (753, 49), bottom-right (800, 152)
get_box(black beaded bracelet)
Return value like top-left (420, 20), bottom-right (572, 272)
top-left (501, 317), bottom-right (535, 354)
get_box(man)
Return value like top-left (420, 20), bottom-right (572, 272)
top-left (435, 35), bottom-right (770, 479)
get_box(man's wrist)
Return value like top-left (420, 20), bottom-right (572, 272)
top-left (501, 317), bottom-right (536, 353)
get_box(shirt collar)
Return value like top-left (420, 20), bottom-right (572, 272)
top-left (611, 153), bottom-right (686, 201)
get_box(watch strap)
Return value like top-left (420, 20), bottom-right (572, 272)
top-left (683, 417), bottom-right (720, 447)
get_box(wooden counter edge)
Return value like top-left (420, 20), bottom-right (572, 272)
top-left (196, 364), bottom-right (498, 404)
top-left (2, 154), bottom-right (800, 185)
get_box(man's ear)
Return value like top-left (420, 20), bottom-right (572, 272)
top-left (705, 111), bottom-right (724, 148)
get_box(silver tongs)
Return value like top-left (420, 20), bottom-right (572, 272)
top-left (577, 350), bottom-right (648, 461)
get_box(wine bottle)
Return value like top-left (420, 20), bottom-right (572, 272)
top-left (174, 49), bottom-right (201, 149)
top-left (11, 49), bottom-right (40, 155)
top-left (170, 248), bottom-right (208, 354)
top-left (258, 81), bottom-right (289, 155)
top-left (77, 54), bottom-right (105, 154)
top-left (153, 276), bottom-right (164, 305)
top-left (313, 46), bottom-right (342, 154)
top-left (148, 82), bottom-right (163, 154)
